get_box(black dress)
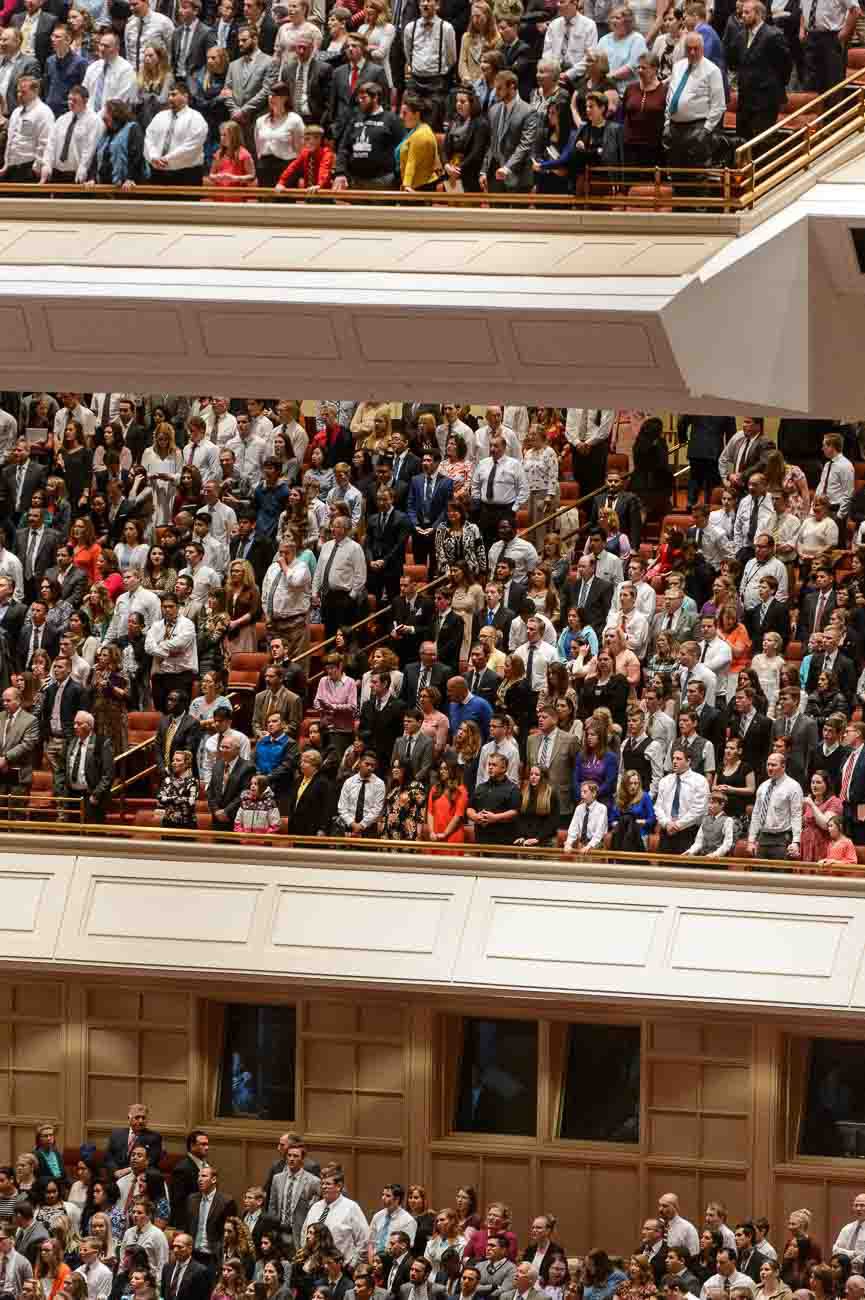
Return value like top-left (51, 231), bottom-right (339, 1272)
top-left (629, 431), bottom-right (673, 523)
top-left (443, 114), bottom-right (490, 193)
top-left (514, 786), bottom-right (560, 844)
top-left (717, 760), bottom-right (753, 826)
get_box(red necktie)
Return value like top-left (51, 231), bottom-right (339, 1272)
top-left (350, 67), bottom-right (358, 91)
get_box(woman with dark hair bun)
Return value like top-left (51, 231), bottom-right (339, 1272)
top-left (443, 84), bottom-right (490, 192)
top-left (629, 417), bottom-right (673, 525)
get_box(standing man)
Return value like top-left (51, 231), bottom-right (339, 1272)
top-left (543, 0), bottom-right (597, 85)
top-left (268, 1142), bottom-right (320, 1257)
top-left (526, 705), bottom-right (579, 824)
top-left (663, 32), bottom-right (725, 173)
top-left (840, 721), bottom-right (865, 847)
top-left (313, 514), bottom-right (366, 639)
top-left (145, 592), bottom-right (199, 712)
top-left (564, 408), bottom-right (615, 499)
top-left (0, 685), bottom-right (39, 820)
top-left (677, 414), bottom-right (736, 508)
top-left (170, 1133), bottom-right (210, 1234)
top-left (365, 485), bottom-right (410, 605)
top-left (160, 1234), bottom-right (210, 1300)
top-left (145, 80), bottom-right (208, 186)
top-left (471, 434), bottom-right (529, 548)
top-left (480, 69), bottom-right (537, 192)
top-left (302, 1171), bottom-right (369, 1268)
top-left (125, 0), bottom-right (174, 71)
top-left (42, 25), bottom-right (88, 115)
top-left (402, 0), bottom-right (456, 126)
top-left (655, 745), bottom-right (709, 853)
top-left (406, 449), bottom-right (454, 573)
top-left (64, 711), bottom-right (115, 823)
top-left (186, 1167), bottom-right (237, 1280)
top-left (41, 81), bottom-right (102, 183)
top-left (800, 0), bottom-right (859, 92)
top-left (747, 750), bottom-right (802, 861)
top-left (815, 431), bottom-right (855, 542)
top-left (222, 25), bottom-right (276, 150)
top-left (82, 32), bottom-right (137, 112)
top-left (262, 537), bottom-right (311, 662)
top-left (0, 74), bottom-right (53, 183)
top-left (728, 0), bottom-right (791, 144)
top-left (171, 0), bottom-right (215, 80)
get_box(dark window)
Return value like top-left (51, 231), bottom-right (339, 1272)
top-left (559, 1023), bottom-right (640, 1142)
top-left (217, 1004), bottom-right (296, 1120)
top-left (454, 1018), bottom-right (538, 1136)
top-left (799, 1038), bottom-right (865, 1157)
top-left (851, 228), bottom-right (865, 273)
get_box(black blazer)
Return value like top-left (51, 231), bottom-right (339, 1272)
top-left (359, 695), bottom-right (407, 766)
top-left (729, 711), bottom-right (773, 781)
top-left (797, 589), bottom-right (837, 642)
top-left (502, 578), bottom-right (528, 613)
top-left (161, 1259), bottom-right (211, 1300)
top-left (169, 1155), bottom-right (203, 1232)
top-left (560, 575), bottom-right (612, 636)
top-left (842, 744), bottom-right (865, 806)
top-left (66, 734), bottom-right (115, 805)
top-left (0, 599), bottom-right (27, 657)
top-left (106, 500), bottom-right (138, 546)
top-left (105, 1126), bottom-right (163, 1173)
top-left (11, 10), bottom-right (56, 66)
top-left (463, 666), bottom-right (500, 708)
top-left (285, 770), bottom-right (336, 836)
top-left (806, 651), bottom-right (857, 701)
top-left (443, 113), bottom-right (490, 192)
top-left (365, 509), bottom-right (411, 576)
top-left (390, 595), bottom-right (434, 661)
top-left (2, 460), bottom-right (45, 515)
top-left (185, 1191), bottom-right (238, 1252)
top-left (432, 610), bottom-right (463, 674)
top-left (329, 59), bottom-right (389, 141)
top-left (156, 713), bottom-right (202, 776)
top-left (17, 622), bottom-right (60, 671)
top-left (255, 11), bottom-right (278, 52)
top-left (694, 703), bottom-right (726, 760)
top-left (229, 535), bottom-right (273, 588)
top-left (520, 1245), bottom-right (565, 1284)
top-left (727, 20), bottom-right (792, 115)
top-left (279, 54), bottom-right (332, 125)
top-left (207, 757), bottom-right (255, 822)
top-left (590, 488), bottom-right (642, 547)
top-left (744, 597), bottom-right (790, 653)
top-left (500, 36), bottom-right (534, 100)
top-left (772, 713), bottom-right (818, 787)
top-left (472, 603), bottom-right (514, 647)
top-left (15, 525), bottom-right (60, 590)
top-left (391, 451), bottom-right (422, 492)
top-left (44, 562), bottom-right (87, 608)
top-left (400, 659), bottom-right (451, 704)
top-left (170, 20), bottom-right (216, 75)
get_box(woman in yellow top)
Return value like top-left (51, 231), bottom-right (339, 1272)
top-left (398, 93), bottom-right (442, 190)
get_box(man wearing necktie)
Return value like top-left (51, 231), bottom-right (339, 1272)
top-left (0, 684), bottom-right (38, 821)
top-left (800, 0), bottom-right (859, 93)
top-left (663, 32), bottom-right (725, 176)
top-left (480, 68), bottom-right (536, 192)
top-left (144, 81), bottom-right (208, 187)
top-left (728, 0), bottom-right (792, 146)
top-left (65, 710), bottom-right (115, 823)
top-left (656, 746), bottom-right (708, 853)
top-left (161, 1234), bottom-right (210, 1300)
top-left (832, 1193), bottom-right (865, 1264)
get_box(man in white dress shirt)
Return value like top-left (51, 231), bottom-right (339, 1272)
top-left (543, 0), bottom-right (597, 83)
top-left (207, 395), bottom-right (239, 447)
top-left (0, 73), bottom-right (53, 183)
top-left (302, 1176), bottom-right (369, 1267)
top-left (740, 533), bottom-right (788, 610)
top-left (610, 555), bottom-right (656, 621)
top-left (104, 568), bottom-right (162, 642)
top-left (75, 1237), bottom-right (114, 1300)
top-left (586, 526), bottom-right (624, 585)
top-left (747, 750), bottom-right (802, 860)
top-left (144, 80), bottom-right (207, 185)
top-left (262, 537), bottom-right (311, 660)
top-left (663, 32), bottom-right (725, 170)
top-left (658, 1194), bottom-right (700, 1258)
top-left (832, 1193), bottom-right (865, 1266)
top-left (125, 0), bottom-right (174, 70)
top-left (487, 515), bottom-right (538, 583)
top-left (83, 31), bottom-right (137, 111)
top-left (564, 408), bottom-right (614, 497)
top-left (678, 640), bottom-right (718, 706)
top-left (605, 582), bottom-right (649, 659)
top-left (564, 779), bottom-right (607, 852)
top-left (437, 402), bottom-right (476, 461)
top-left (334, 754), bottom-right (386, 841)
top-left (474, 407), bottom-right (522, 461)
top-left (270, 399), bottom-right (308, 462)
top-left (816, 431), bottom-right (855, 540)
top-left (471, 435), bottom-right (529, 547)
top-left (367, 1185), bottom-right (417, 1258)
top-left (312, 514), bottom-right (367, 638)
top-left (655, 746), bottom-right (709, 853)
top-left (700, 1252), bottom-right (756, 1300)
top-left (41, 83), bottom-right (103, 184)
top-left (183, 416), bottom-right (222, 480)
top-left (690, 502), bottom-right (734, 572)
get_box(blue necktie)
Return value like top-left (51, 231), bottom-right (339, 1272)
top-left (671, 775), bottom-right (681, 820)
top-left (668, 64), bottom-right (691, 116)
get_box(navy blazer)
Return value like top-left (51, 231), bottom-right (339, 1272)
top-left (406, 473), bottom-right (453, 530)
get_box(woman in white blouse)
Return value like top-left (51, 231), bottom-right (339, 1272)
top-left (358, 0), bottom-right (396, 85)
top-left (798, 493), bottom-right (839, 562)
top-left (254, 83), bottom-right (304, 188)
top-left (141, 421), bottom-right (183, 525)
top-left (523, 423), bottom-right (559, 544)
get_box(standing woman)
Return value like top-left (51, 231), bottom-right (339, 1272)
top-left (628, 416), bottom-right (673, 528)
top-left (623, 52), bottom-right (665, 168)
top-left (424, 1210), bottom-right (467, 1275)
top-left (55, 420), bottom-right (93, 512)
top-left (459, 0), bottom-right (500, 83)
top-left (435, 501), bottom-right (487, 577)
top-left (34, 1238), bottom-right (71, 1300)
top-left (443, 86), bottom-right (490, 193)
top-left (449, 561), bottom-right (486, 664)
top-left (255, 84), bottom-right (304, 189)
top-left (398, 94), bottom-right (442, 192)
top-left (313, 654), bottom-right (358, 757)
top-left (143, 544), bottom-right (177, 595)
top-left (419, 685), bottom-right (451, 758)
top-left (155, 750), bottom-right (199, 830)
top-left (33, 1126), bottom-right (64, 1182)
top-left (225, 559), bottom-right (261, 654)
top-left (382, 759), bottom-right (427, 841)
top-left (191, 45), bottom-right (230, 164)
top-left (800, 770), bottom-right (842, 864)
top-left (70, 518), bottom-right (102, 585)
top-left (427, 756), bottom-right (469, 845)
top-left (205, 120), bottom-right (256, 197)
top-left (597, 6), bottom-right (648, 90)
top-left (115, 520), bottom-right (149, 573)
top-left (142, 422), bottom-right (183, 527)
top-left (358, 0), bottom-right (396, 79)
top-left (497, 654), bottom-right (533, 755)
top-left (408, 1187), bottom-right (438, 1259)
top-left (91, 644), bottom-right (130, 756)
top-left (513, 765), bottom-right (560, 846)
top-left (136, 43), bottom-right (174, 128)
top-left (522, 424), bottom-right (559, 544)
top-left (765, 448), bottom-right (810, 520)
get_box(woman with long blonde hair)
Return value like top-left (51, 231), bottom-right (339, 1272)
top-left (514, 764), bottom-right (559, 846)
top-left (458, 0), bottom-right (500, 82)
top-left (206, 120), bottom-right (256, 198)
top-left (136, 43), bottom-right (173, 126)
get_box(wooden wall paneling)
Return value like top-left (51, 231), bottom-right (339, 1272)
top-left (428, 1150), bottom-right (481, 1210)
top-left (0, 979), bottom-right (64, 1164)
top-left (539, 1160), bottom-right (590, 1250)
top-left (588, 1164), bottom-right (641, 1256)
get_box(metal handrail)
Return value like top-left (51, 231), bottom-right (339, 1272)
top-left (0, 815), bottom-right (849, 874)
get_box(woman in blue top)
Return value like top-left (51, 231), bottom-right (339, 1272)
top-left (598, 7), bottom-right (648, 89)
top-left (572, 719), bottom-right (619, 809)
top-left (558, 606), bottom-right (599, 661)
top-left (608, 769), bottom-right (656, 843)
top-left (33, 1125), bottom-right (63, 1181)
top-left (583, 1250), bottom-right (629, 1300)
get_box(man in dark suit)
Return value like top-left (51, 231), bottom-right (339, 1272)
top-left (560, 555), bottom-right (612, 638)
top-left (0, 574), bottom-right (26, 659)
top-left (156, 690), bottom-right (202, 777)
top-left (229, 513), bottom-right (273, 589)
top-left (406, 449), bottom-right (454, 573)
top-left (186, 1167), bottom-right (238, 1274)
top-left (244, 0), bottom-right (277, 52)
top-left (359, 671), bottom-right (407, 769)
top-left (401, 642), bottom-right (451, 706)
top-left (105, 1102), bottom-right (163, 1175)
top-left (589, 467), bottom-right (642, 546)
top-left (2, 440), bottom-right (45, 519)
top-left (44, 543), bottom-right (88, 608)
top-left (16, 600), bottom-right (59, 671)
top-left (207, 736), bottom-right (255, 827)
top-left (464, 643), bottom-right (500, 708)
top-left (398, 1261), bottom-right (446, 1300)
top-left (772, 689), bottom-right (818, 788)
top-left (493, 558), bottom-right (527, 613)
top-left (685, 680), bottom-right (726, 763)
top-left (430, 589), bottom-right (464, 673)
top-left (162, 1233), bottom-right (211, 1300)
top-left (729, 684), bottom-right (773, 780)
top-left (170, 1132), bottom-right (210, 1233)
top-left (805, 625), bottom-right (857, 702)
top-left (797, 566), bottom-right (836, 642)
top-left (841, 721), bottom-right (865, 845)
top-left (105, 478), bottom-right (137, 546)
top-left (278, 36), bottom-right (332, 123)
top-left (39, 655), bottom-right (86, 805)
top-left (171, 0), bottom-right (216, 77)
top-left (11, 0), bottom-right (56, 69)
top-left (64, 710), bottom-right (114, 822)
top-left (391, 572), bottom-right (433, 666)
top-left (364, 485), bottom-right (411, 605)
top-left (498, 12), bottom-right (534, 101)
top-left (329, 33), bottom-right (389, 142)
top-left (390, 431), bottom-right (421, 501)
top-left (744, 574), bottom-right (790, 653)
top-left (473, 579), bottom-right (515, 647)
top-left (480, 70), bottom-right (536, 192)
top-left (385, 1233), bottom-right (414, 1297)
top-left (391, 709), bottom-right (434, 784)
top-left (727, 0), bottom-right (792, 144)
top-left (16, 506), bottom-right (59, 603)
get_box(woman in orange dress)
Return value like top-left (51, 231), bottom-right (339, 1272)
top-left (34, 1238), bottom-right (70, 1300)
top-left (818, 814), bottom-right (858, 867)
top-left (427, 757), bottom-right (469, 845)
top-left (204, 121), bottom-right (256, 201)
top-left (70, 517), bottom-right (102, 584)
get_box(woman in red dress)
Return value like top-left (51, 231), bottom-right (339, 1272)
top-left (203, 121), bottom-right (256, 201)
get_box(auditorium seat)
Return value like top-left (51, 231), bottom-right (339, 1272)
top-left (661, 512), bottom-right (695, 536)
top-left (609, 453), bottom-right (629, 476)
top-left (230, 652), bottom-right (268, 675)
top-left (406, 564), bottom-right (428, 583)
top-left (627, 184), bottom-right (673, 212)
top-left (778, 92), bottom-right (819, 131)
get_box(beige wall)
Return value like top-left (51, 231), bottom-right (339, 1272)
top-left (1, 972), bottom-right (862, 1257)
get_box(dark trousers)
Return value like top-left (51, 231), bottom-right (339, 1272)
top-left (843, 802), bottom-right (865, 845)
top-left (737, 104), bottom-right (780, 154)
top-left (367, 567), bottom-right (402, 605)
top-left (569, 438), bottom-right (609, 500)
top-left (756, 828), bottom-right (793, 860)
top-left (411, 528), bottom-right (436, 573)
top-left (666, 120), bottom-right (714, 200)
top-left (803, 29), bottom-right (844, 93)
top-left (152, 164), bottom-right (204, 189)
top-left (4, 162), bottom-right (38, 183)
top-left (192, 1251), bottom-right (216, 1284)
top-left (688, 456), bottom-right (721, 506)
top-left (659, 825), bottom-right (698, 855)
top-left (321, 588), bottom-right (357, 640)
top-left (152, 670), bottom-right (195, 712)
top-left (256, 153), bottom-right (284, 188)
top-left (477, 501), bottom-right (517, 548)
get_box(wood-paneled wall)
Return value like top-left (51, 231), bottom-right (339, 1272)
top-left (1, 973), bottom-right (862, 1257)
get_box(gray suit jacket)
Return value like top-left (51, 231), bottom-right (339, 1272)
top-left (500, 1289), bottom-right (546, 1300)
top-left (476, 1261), bottom-right (517, 1298)
top-left (0, 707), bottom-right (39, 785)
top-left (771, 711), bottom-right (818, 782)
top-left (4, 53), bottom-right (41, 116)
top-left (391, 731), bottom-right (434, 784)
top-left (482, 95), bottom-right (536, 189)
top-left (267, 1166), bottom-right (321, 1246)
top-left (527, 728), bottom-right (579, 816)
top-left (224, 48), bottom-right (276, 117)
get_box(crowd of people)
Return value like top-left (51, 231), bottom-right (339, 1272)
top-left (0, 394), bottom-right (864, 865)
top-left (2, 1114), bottom-right (865, 1300)
top-left (0, 0), bottom-right (857, 197)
